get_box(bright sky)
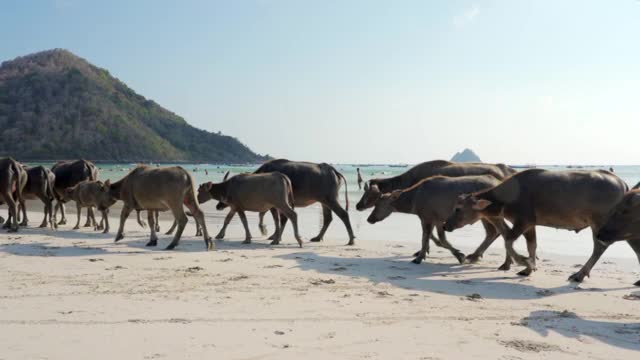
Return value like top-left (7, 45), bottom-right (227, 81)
top-left (1, 0), bottom-right (639, 164)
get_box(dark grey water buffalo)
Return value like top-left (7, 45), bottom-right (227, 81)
top-left (63, 180), bottom-right (116, 233)
top-left (51, 159), bottom-right (99, 227)
top-left (198, 171), bottom-right (302, 247)
top-left (218, 159), bottom-right (354, 245)
top-left (597, 189), bottom-right (640, 286)
top-left (444, 169), bottom-right (628, 281)
top-left (102, 166), bottom-right (212, 250)
top-left (21, 166), bottom-right (56, 229)
top-left (356, 160), bottom-right (515, 211)
top-left (367, 175), bottom-right (506, 264)
top-left (0, 157), bottom-right (27, 232)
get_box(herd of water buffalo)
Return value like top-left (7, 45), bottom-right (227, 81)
top-left (1, 157), bottom-right (639, 286)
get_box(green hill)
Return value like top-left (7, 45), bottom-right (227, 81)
top-left (0, 49), bottom-right (268, 163)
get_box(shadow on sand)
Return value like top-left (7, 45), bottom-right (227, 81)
top-left (274, 251), bottom-right (636, 301)
top-left (521, 310), bottom-right (640, 352)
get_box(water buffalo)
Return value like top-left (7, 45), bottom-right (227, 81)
top-left (63, 180), bottom-right (116, 233)
top-left (198, 171), bottom-right (302, 247)
top-left (21, 166), bottom-right (56, 229)
top-left (0, 157), bottom-right (27, 232)
top-left (357, 160), bottom-right (516, 259)
top-left (444, 169), bottom-right (628, 280)
top-left (356, 160), bottom-right (515, 211)
top-left (51, 160), bottom-right (99, 227)
top-left (597, 189), bottom-right (640, 286)
top-left (103, 166), bottom-right (212, 250)
top-left (218, 159), bottom-right (354, 245)
top-left (367, 175), bottom-right (506, 264)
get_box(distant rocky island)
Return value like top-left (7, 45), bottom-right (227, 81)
top-left (0, 49), bottom-right (269, 163)
top-left (451, 148), bottom-right (481, 163)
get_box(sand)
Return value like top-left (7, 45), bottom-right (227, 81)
top-left (1, 207), bottom-right (639, 359)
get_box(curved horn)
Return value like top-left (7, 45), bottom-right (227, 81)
top-left (223, 171), bottom-right (230, 181)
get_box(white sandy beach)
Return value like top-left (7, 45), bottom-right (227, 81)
top-left (1, 206), bottom-right (639, 360)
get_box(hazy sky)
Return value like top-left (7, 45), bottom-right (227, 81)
top-left (1, 0), bottom-right (639, 164)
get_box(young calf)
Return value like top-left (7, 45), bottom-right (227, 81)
top-left (21, 166), bottom-right (57, 229)
top-left (198, 172), bottom-right (302, 247)
top-left (444, 169), bottom-right (628, 281)
top-left (597, 189), bottom-right (640, 286)
top-left (64, 180), bottom-right (116, 233)
top-left (367, 175), bottom-right (505, 264)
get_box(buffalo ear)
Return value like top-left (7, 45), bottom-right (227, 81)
top-left (472, 199), bottom-right (492, 211)
top-left (104, 179), bottom-right (111, 188)
top-left (223, 171), bottom-right (230, 181)
top-left (364, 182), bottom-right (369, 192)
top-left (207, 182), bottom-right (213, 191)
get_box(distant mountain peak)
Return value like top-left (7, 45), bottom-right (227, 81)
top-left (0, 49), bottom-right (268, 163)
top-left (451, 148), bottom-right (481, 163)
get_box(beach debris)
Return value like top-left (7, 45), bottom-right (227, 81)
top-left (310, 278), bottom-right (335, 286)
top-left (106, 265), bottom-right (126, 270)
top-left (622, 293), bottom-right (640, 301)
top-left (558, 310), bottom-right (577, 318)
top-left (456, 279), bottom-right (473, 285)
top-left (264, 264), bottom-right (283, 269)
top-left (376, 290), bottom-right (393, 297)
top-left (274, 330), bottom-right (285, 335)
top-left (152, 256), bottom-right (172, 261)
top-left (464, 293), bottom-right (483, 301)
top-left (217, 258), bottom-right (233, 262)
top-left (185, 266), bottom-right (204, 273)
top-left (500, 339), bottom-right (562, 353)
top-left (331, 266), bottom-right (348, 272)
top-left (229, 275), bottom-right (249, 281)
top-left (388, 275), bottom-right (406, 280)
top-left (87, 258), bottom-right (104, 262)
top-left (536, 289), bottom-right (554, 297)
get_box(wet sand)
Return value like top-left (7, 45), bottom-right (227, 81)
top-left (0, 206), bottom-right (639, 359)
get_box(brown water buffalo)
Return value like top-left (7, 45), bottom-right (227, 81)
top-left (51, 160), bottom-right (99, 227)
top-left (102, 166), bottom-right (212, 250)
top-left (367, 175), bottom-right (507, 264)
top-left (444, 169), bottom-right (628, 281)
top-left (0, 157), bottom-right (27, 232)
top-left (198, 171), bottom-right (302, 247)
top-left (357, 160), bottom-right (516, 260)
top-left (597, 189), bottom-right (640, 286)
top-left (63, 180), bottom-right (116, 233)
top-left (356, 160), bottom-right (515, 211)
top-left (21, 166), bottom-right (56, 229)
top-left (217, 159), bottom-right (354, 245)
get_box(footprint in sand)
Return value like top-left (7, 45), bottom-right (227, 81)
top-left (499, 339), bottom-right (562, 353)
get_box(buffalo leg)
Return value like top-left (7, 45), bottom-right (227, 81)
top-left (216, 209), bottom-right (236, 240)
top-left (55, 201), bottom-right (67, 225)
top-left (413, 220), bottom-right (434, 264)
top-left (269, 209), bottom-right (282, 245)
top-left (434, 225), bottom-right (466, 264)
top-left (568, 228), bottom-right (609, 283)
top-left (412, 232), bottom-right (442, 257)
top-left (184, 199), bottom-right (212, 250)
top-left (1, 192), bottom-right (19, 232)
top-left (258, 211), bottom-right (268, 236)
top-left (37, 194), bottom-right (49, 228)
top-left (84, 207), bottom-right (93, 227)
top-left (279, 206), bottom-right (303, 248)
top-left (310, 205), bottom-right (332, 242)
top-left (73, 203), bottom-right (82, 230)
top-left (115, 205), bottom-right (133, 242)
top-left (18, 197), bottom-right (28, 226)
top-left (136, 210), bottom-right (147, 228)
top-left (101, 209), bottom-right (109, 233)
top-left (238, 211), bottom-right (252, 244)
top-left (326, 199), bottom-right (356, 246)
top-left (166, 220), bottom-right (177, 235)
top-left (165, 205), bottom-right (188, 250)
top-left (498, 221), bottom-right (536, 275)
top-left (154, 211), bottom-right (160, 232)
top-left (268, 212), bottom-right (286, 240)
top-left (465, 219), bottom-right (501, 263)
top-left (146, 210), bottom-right (158, 247)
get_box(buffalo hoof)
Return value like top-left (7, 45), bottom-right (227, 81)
top-left (83, 223), bottom-right (92, 228)
top-left (102, 228), bottom-right (109, 234)
top-left (139, 220), bottom-right (147, 228)
top-left (268, 234), bottom-right (277, 241)
top-left (165, 244), bottom-right (176, 250)
top-left (206, 240), bottom-right (215, 251)
top-left (270, 240), bottom-right (281, 246)
top-left (57, 220), bottom-right (67, 225)
top-left (517, 268), bottom-right (533, 277)
top-left (146, 240), bottom-right (158, 247)
top-left (242, 239), bottom-right (252, 245)
top-left (498, 262), bottom-right (511, 271)
top-left (20, 221), bottom-right (28, 227)
top-left (568, 272), bottom-right (586, 283)
top-left (165, 230), bottom-right (174, 235)
top-left (155, 225), bottom-right (160, 233)
top-left (413, 251), bottom-right (421, 257)
top-left (196, 231), bottom-right (203, 237)
top-left (38, 223), bottom-right (47, 228)
top-left (114, 233), bottom-right (124, 242)
top-left (412, 257), bottom-right (424, 265)
top-left (7, 227), bottom-right (18, 233)
top-left (259, 225), bottom-right (268, 236)
top-left (215, 233), bottom-right (225, 240)
top-left (97, 224), bottom-right (104, 231)
top-left (73, 225), bottom-right (80, 230)
top-left (346, 239), bottom-right (355, 246)
top-left (465, 254), bottom-right (482, 264)
top-left (310, 236), bottom-right (323, 242)
top-left (454, 252), bottom-right (466, 264)
top-left (634, 280), bottom-right (640, 287)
